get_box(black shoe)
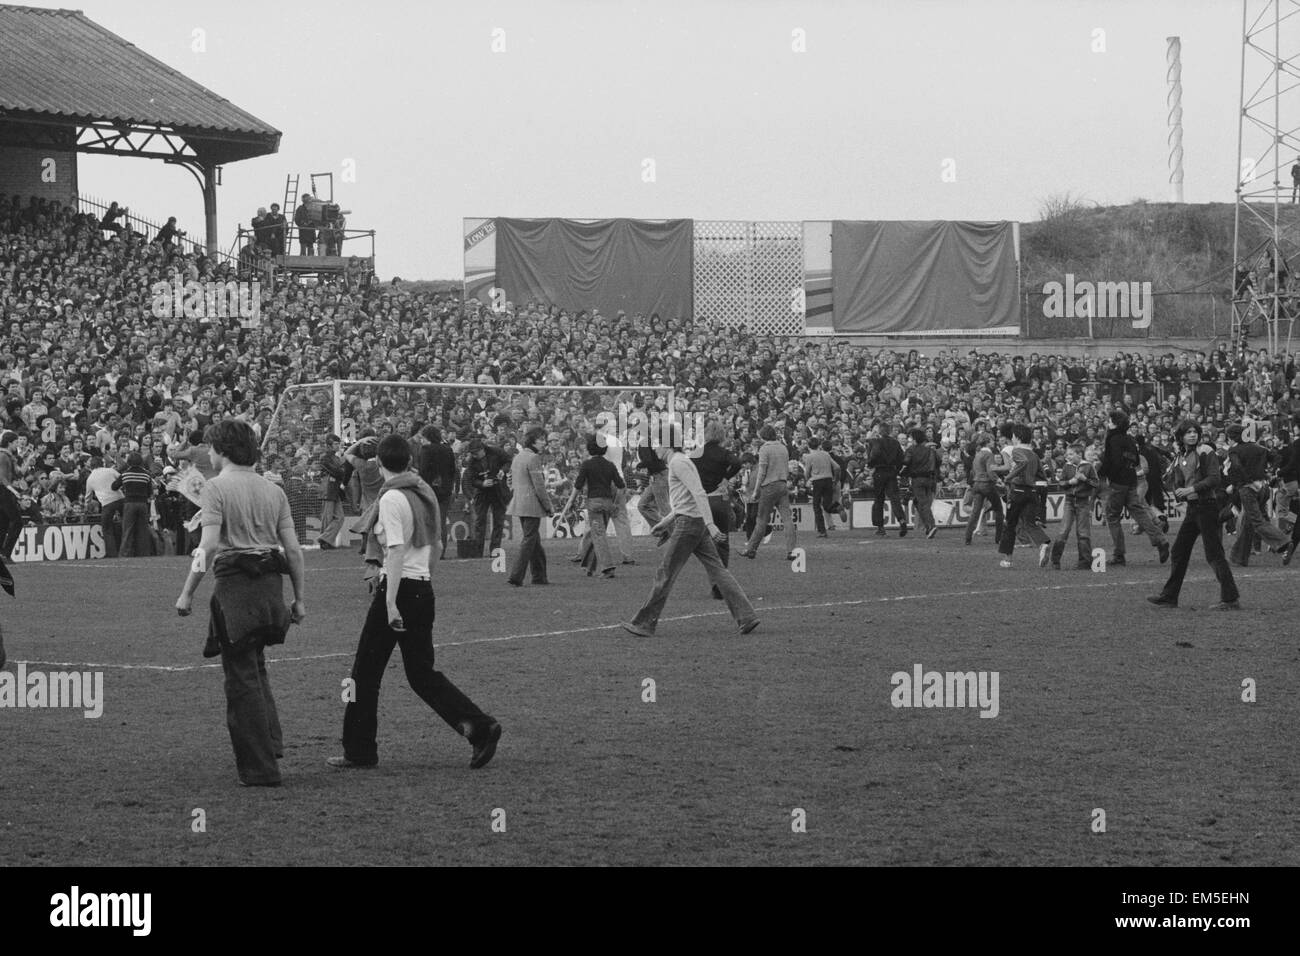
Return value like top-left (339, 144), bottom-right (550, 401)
top-left (710, 586), bottom-right (723, 600)
top-left (1158, 542), bottom-right (1170, 564)
top-left (621, 559), bottom-right (637, 566)
top-left (739, 619), bottom-right (760, 635)
top-left (1284, 543), bottom-right (1297, 566)
top-left (1146, 595), bottom-right (1178, 608)
top-left (926, 527), bottom-right (937, 539)
top-left (326, 756), bottom-right (377, 769)
top-left (1111, 556), bottom-right (1127, 566)
top-left (964, 537), bottom-right (972, 546)
top-left (898, 526), bottom-right (909, 538)
top-left (469, 721), bottom-right (502, 769)
top-left (601, 569), bottom-right (616, 579)
top-left (1211, 601), bottom-right (1242, 611)
top-left (816, 532), bottom-right (827, 538)
top-left (1074, 562), bottom-right (1091, 570)
top-left (874, 529), bottom-right (886, 537)
top-left (508, 580), bottom-right (522, 587)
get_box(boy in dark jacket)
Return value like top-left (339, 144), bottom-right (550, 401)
top-left (1148, 420), bottom-right (1240, 610)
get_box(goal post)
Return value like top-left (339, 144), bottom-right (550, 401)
top-left (259, 378), bottom-right (689, 548)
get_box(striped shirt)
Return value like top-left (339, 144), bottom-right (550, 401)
top-left (111, 467), bottom-right (154, 501)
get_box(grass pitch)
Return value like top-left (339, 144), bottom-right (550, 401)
top-left (1, 528), bottom-right (1295, 866)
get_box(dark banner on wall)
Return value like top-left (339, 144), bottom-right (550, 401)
top-left (831, 220), bottom-right (1019, 334)
top-left (495, 218), bottom-right (693, 319)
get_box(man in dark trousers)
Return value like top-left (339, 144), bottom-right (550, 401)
top-left (867, 422), bottom-right (909, 537)
top-left (464, 438), bottom-right (510, 557)
top-left (174, 420), bottom-right (306, 787)
top-left (801, 436), bottom-right (842, 537)
top-left (329, 434), bottom-right (501, 770)
top-left (317, 434), bottom-right (347, 549)
top-left (1148, 420), bottom-right (1241, 610)
top-left (900, 428), bottom-right (942, 538)
top-left (416, 425), bottom-right (457, 557)
top-left (1099, 410), bottom-right (1170, 566)
top-left (1225, 422), bottom-right (1291, 566)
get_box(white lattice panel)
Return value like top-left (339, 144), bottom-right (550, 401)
top-left (694, 220), bottom-right (805, 335)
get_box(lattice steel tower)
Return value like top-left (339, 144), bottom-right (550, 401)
top-left (1233, 0), bottom-right (1300, 355)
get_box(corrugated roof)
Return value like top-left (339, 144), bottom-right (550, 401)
top-left (0, 5), bottom-right (279, 148)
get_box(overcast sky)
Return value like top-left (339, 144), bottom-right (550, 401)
top-left (33, 0), bottom-right (1250, 279)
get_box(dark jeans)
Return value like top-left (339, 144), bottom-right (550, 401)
top-left (221, 641), bottom-right (283, 785)
top-left (871, 470), bottom-right (907, 530)
top-left (1051, 496), bottom-right (1093, 566)
top-left (582, 498), bottom-right (617, 573)
top-left (472, 495), bottom-right (507, 556)
top-left (118, 499), bottom-right (151, 557)
top-left (1106, 482), bottom-right (1168, 559)
top-left (707, 494), bottom-right (732, 568)
top-left (507, 515), bottom-right (548, 584)
top-left (434, 491), bottom-right (451, 556)
top-left (745, 480), bottom-right (796, 553)
top-left (964, 481), bottom-right (1005, 543)
top-left (998, 488), bottom-right (1050, 556)
top-left (630, 515), bottom-right (757, 635)
top-left (1158, 499), bottom-right (1239, 604)
top-left (910, 477), bottom-right (937, 532)
top-left (811, 478), bottom-right (839, 532)
top-left (100, 497), bottom-right (124, 556)
top-left (1230, 484), bottom-right (1289, 565)
top-left (341, 578), bottom-right (490, 764)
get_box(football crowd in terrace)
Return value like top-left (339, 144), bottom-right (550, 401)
top-left (2, 193), bottom-right (1300, 550)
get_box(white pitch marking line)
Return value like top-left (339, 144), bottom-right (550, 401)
top-left (9, 570), bottom-right (1264, 673)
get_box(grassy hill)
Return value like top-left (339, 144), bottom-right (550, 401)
top-left (1020, 197), bottom-right (1300, 340)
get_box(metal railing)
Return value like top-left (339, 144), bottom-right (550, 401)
top-left (77, 194), bottom-right (236, 264)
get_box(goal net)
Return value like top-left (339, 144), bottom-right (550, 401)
top-left (260, 379), bottom-right (682, 549)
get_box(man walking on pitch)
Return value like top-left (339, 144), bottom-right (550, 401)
top-left (740, 424), bottom-right (797, 560)
top-left (996, 424), bottom-right (1052, 569)
top-left (1100, 410), bottom-right (1170, 566)
top-left (802, 436), bottom-right (842, 537)
top-left (1148, 420), bottom-right (1241, 610)
top-left (1225, 423), bottom-right (1291, 566)
top-left (174, 420), bottom-right (306, 787)
top-left (416, 425), bottom-right (456, 557)
top-left (505, 426), bottom-right (554, 587)
top-left (623, 422), bottom-right (759, 637)
top-left (867, 422), bottom-right (909, 537)
top-left (330, 434), bottom-right (501, 769)
top-left (964, 432), bottom-right (1005, 545)
top-left (900, 429), bottom-right (942, 539)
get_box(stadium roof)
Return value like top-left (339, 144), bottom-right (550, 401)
top-left (0, 4), bottom-right (280, 164)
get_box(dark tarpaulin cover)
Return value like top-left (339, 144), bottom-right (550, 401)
top-left (831, 221), bottom-right (1019, 333)
top-left (495, 218), bottom-right (693, 319)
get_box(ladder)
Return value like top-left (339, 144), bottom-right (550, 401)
top-left (282, 174), bottom-right (300, 254)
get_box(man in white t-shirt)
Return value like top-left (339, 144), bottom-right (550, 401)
top-left (83, 456), bottom-right (125, 557)
top-left (329, 434), bottom-right (502, 771)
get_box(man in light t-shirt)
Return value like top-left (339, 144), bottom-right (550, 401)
top-left (329, 434), bottom-right (502, 771)
top-left (83, 455), bottom-right (125, 557)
